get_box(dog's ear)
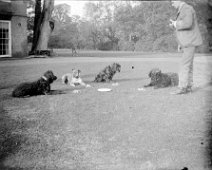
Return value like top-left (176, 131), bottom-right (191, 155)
top-left (44, 70), bottom-right (53, 75)
top-left (116, 63), bottom-right (120, 67)
top-left (117, 64), bottom-right (121, 72)
top-left (44, 70), bottom-right (51, 78)
top-left (148, 70), bottom-right (153, 78)
top-left (156, 70), bottom-right (161, 74)
top-left (72, 69), bottom-right (77, 73)
top-left (78, 70), bottom-right (81, 74)
top-left (155, 70), bottom-right (162, 77)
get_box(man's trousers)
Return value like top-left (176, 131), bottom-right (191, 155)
top-left (178, 46), bottom-right (196, 88)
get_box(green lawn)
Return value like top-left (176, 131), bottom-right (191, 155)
top-left (0, 52), bottom-right (212, 170)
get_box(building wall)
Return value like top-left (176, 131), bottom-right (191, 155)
top-left (0, 1), bottom-right (12, 17)
top-left (11, 16), bottom-right (28, 58)
top-left (0, 0), bottom-right (28, 58)
top-left (11, 0), bottom-right (27, 17)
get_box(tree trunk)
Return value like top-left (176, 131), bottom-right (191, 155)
top-left (30, 0), bottom-right (42, 53)
top-left (36, 0), bottom-right (54, 51)
top-left (30, 0), bottom-right (54, 55)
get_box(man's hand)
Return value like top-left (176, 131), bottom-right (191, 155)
top-left (178, 44), bottom-right (182, 52)
top-left (169, 19), bottom-right (176, 28)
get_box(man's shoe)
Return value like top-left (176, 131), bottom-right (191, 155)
top-left (170, 88), bottom-right (188, 95)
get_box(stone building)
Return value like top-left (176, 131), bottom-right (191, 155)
top-left (0, 0), bottom-right (27, 58)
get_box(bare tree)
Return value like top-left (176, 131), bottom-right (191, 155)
top-left (30, 0), bottom-right (41, 53)
top-left (30, 0), bottom-right (54, 55)
top-left (52, 3), bottom-right (71, 23)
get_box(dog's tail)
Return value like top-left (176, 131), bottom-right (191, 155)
top-left (62, 75), bottom-right (69, 84)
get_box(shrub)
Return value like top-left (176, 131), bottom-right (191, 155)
top-left (97, 41), bottom-right (113, 51)
top-left (152, 34), bottom-right (178, 52)
top-left (134, 39), bottom-right (154, 52)
top-left (118, 40), bottom-right (135, 51)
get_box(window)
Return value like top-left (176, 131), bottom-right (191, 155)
top-left (0, 20), bottom-right (11, 57)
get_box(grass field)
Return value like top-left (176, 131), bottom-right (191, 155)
top-left (0, 51), bottom-right (212, 170)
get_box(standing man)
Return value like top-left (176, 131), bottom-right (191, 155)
top-left (169, 0), bottom-right (203, 95)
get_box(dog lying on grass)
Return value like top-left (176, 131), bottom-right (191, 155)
top-left (94, 63), bottom-right (121, 82)
top-left (144, 68), bottom-right (179, 89)
top-left (62, 69), bottom-right (88, 87)
top-left (12, 70), bottom-right (57, 97)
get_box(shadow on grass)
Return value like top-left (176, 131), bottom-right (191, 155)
top-left (83, 77), bottom-right (147, 84)
top-left (206, 82), bottom-right (212, 169)
top-left (192, 82), bottom-right (212, 92)
top-left (190, 82), bottom-right (212, 168)
top-left (206, 109), bottom-right (212, 168)
top-left (115, 77), bottom-right (147, 83)
top-left (48, 90), bottom-right (67, 95)
top-left (0, 106), bottom-right (27, 169)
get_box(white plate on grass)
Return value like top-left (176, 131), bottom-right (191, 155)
top-left (97, 88), bottom-right (112, 92)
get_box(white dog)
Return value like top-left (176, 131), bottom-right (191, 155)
top-left (62, 69), bottom-right (90, 87)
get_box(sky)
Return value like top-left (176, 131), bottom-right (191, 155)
top-left (54, 1), bottom-right (141, 17)
top-left (54, 0), bottom-right (92, 17)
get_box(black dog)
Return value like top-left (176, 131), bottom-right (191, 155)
top-left (144, 68), bottom-right (178, 89)
top-left (12, 70), bottom-right (57, 97)
top-left (94, 63), bottom-right (121, 82)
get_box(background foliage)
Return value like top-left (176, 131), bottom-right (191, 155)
top-left (27, 0), bottom-right (212, 53)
